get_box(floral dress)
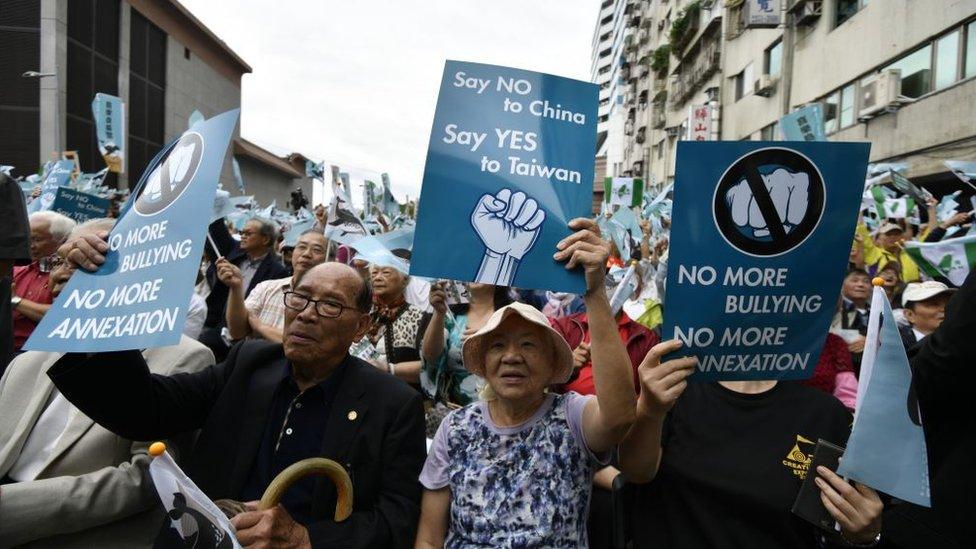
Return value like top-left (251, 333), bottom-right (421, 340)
top-left (419, 312), bottom-right (484, 406)
top-left (420, 393), bottom-right (605, 548)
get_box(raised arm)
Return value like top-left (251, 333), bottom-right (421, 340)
top-left (554, 218), bottom-right (636, 452)
top-left (421, 283), bottom-right (448, 363)
top-left (47, 345), bottom-right (232, 441)
top-left (618, 340), bottom-right (696, 483)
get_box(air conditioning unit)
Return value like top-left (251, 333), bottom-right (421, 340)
top-left (789, 0), bottom-right (823, 26)
top-left (753, 74), bottom-right (778, 97)
top-left (665, 125), bottom-right (682, 138)
top-left (859, 69), bottom-right (902, 119)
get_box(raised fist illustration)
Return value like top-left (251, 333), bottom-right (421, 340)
top-left (471, 188), bottom-right (546, 260)
top-left (725, 168), bottom-right (809, 238)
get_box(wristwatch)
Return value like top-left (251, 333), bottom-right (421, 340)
top-left (11, 295), bottom-right (22, 309)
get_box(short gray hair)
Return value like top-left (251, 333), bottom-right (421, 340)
top-left (73, 217), bottom-right (116, 236)
top-left (250, 217), bottom-right (278, 246)
top-left (29, 211), bottom-right (76, 242)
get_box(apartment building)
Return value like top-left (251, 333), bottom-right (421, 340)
top-left (0, 0), bottom-right (313, 206)
top-left (597, 0), bottom-right (976, 195)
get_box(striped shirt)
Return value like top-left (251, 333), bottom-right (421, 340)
top-left (244, 277), bottom-right (292, 332)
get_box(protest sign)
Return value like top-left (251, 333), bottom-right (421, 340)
top-left (49, 186), bottom-right (110, 222)
top-left (838, 284), bottom-right (930, 507)
top-left (23, 109), bottom-right (240, 352)
top-left (944, 160), bottom-right (976, 191)
top-left (410, 60), bottom-right (597, 293)
top-left (28, 160), bottom-right (74, 213)
top-left (779, 104), bottom-right (826, 142)
top-left (92, 93), bottom-right (125, 173)
top-left (888, 170), bottom-right (932, 204)
top-left (663, 141), bottom-right (870, 381)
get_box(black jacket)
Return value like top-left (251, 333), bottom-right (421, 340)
top-left (48, 340), bottom-right (426, 548)
top-left (884, 270), bottom-right (975, 548)
top-left (204, 220), bottom-right (288, 327)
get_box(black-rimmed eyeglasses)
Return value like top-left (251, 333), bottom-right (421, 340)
top-left (283, 291), bottom-right (356, 319)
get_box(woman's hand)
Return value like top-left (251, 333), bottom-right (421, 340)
top-left (429, 281), bottom-right (448, 315)
top-left (554, 218), bottom-right (611, 295)
top-left (815, 466), bottom-right (883, 545)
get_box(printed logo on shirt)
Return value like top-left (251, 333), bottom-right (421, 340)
top-left (782, 434), bottom-right (815, 479)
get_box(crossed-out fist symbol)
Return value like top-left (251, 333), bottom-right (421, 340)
top-left (725, 168), bottom-right (809, 239)
top-left (471, 188), bottom-right (546, 259)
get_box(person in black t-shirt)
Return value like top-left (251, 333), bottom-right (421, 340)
top-left (619, 340), bottom-right (884, 549)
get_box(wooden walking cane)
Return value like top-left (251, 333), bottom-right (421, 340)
top-left (214, 457), bottom-right (354, 522)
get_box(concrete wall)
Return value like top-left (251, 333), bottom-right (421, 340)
top-left (720, 27), bottom-right (783, 140)
top-left (163, 30), bottom-right (241, 191)
top-left (791, 0), bottom-right (975, 103)
top-left (233, 156), bottom-right (314, 211)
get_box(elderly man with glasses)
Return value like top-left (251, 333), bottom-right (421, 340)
top-left (47, 231), bottom-right (427, 549)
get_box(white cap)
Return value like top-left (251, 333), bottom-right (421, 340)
top-left (877, 222), bottom-right (903, 234)
top-left (902, 281), bottom-right (955, 307)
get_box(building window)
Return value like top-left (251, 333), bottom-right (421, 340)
top-left (656, 140), bottom-right (664, 159)
top-left (0, 0), bottom-right (41, 176)
top-left (734, 62), bottom-right (754, 101)
top-left (836, 0), bottom-right (868, 27)
top-left (883, 45), bottom-right (932, 99)
top-left (839, 83), bottom-right (856, 128)
top-left (66, 0), bottom-right (120, 174)
top-left (824, 91), bottom-right (839, 133)
top-left (934, 30), bottom-right (960, 90)
top-left (966, 21), bottom-right (976, 79)
top-left (128, 10), bottom-right (166, 179)
top-left (764, 40), bottom-right (782, 77)
top-left (760, 121), bottom-right (778, 141)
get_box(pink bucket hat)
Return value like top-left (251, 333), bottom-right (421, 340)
top-left (461, 302), bottom-right (575, 385)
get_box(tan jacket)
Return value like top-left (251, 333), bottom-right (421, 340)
top-left (0, 336), bottom-right (214, 548)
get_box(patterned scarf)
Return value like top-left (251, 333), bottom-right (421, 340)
top-left (367, 295), bottom-right (407, 343)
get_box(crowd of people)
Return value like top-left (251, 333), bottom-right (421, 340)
top-left (0, 165), bottom-right (973, 549)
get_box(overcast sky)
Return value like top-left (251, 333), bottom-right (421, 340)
top-left (180, 0), bottom-right (601, 205)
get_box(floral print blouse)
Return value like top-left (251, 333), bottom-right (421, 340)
top-left (420, 392), bottom-right (604, 548)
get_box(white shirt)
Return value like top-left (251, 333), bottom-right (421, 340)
top-left (912, 327), bottom-right (928, 344)
top-left (406, 277), bottom-right (432, 313)
top-left (8, 390), bottom-right (77, 481)
top-left (184, 292), bottom-right (208, 340)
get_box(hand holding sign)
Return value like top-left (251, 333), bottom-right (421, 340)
top-left (635, 339), bottom-right (697, 419)
top-left (215, 257), bottom-right (243, 290)
top-left (726, 168), bottom-right (809, 238)
top-left (553, 218), bottom-right (612, 295)
top-left (59, 231), bottom-right (110, 271)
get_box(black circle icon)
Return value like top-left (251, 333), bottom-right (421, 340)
top-left (712, 147), bottom-right (825, 257)
top-left (134, 132), bottom-right (204, 216)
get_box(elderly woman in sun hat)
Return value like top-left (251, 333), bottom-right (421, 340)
top-left (414, 218), bottom-right (638, 548)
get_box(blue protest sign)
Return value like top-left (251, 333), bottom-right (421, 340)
top-left (188, 109), bottom-right (205, 129)
top-left (410, 60), bottom-right (598, 293)
top-left (779, 104), bottom-right (825, 142)
top-left (837, 287), bottom-right (930, 507)
top-left (23, 109), bottom-right (240, 352)
top-left (49, 187), bottom-right (110, 222)
top-left (663, 141), bottom-right (870, 381)
top-left (28, 160), bottom-right (74, 213)
top-left (281, 215), bottom-right (317, 247)
top-left (92, 93), bottom-right (125, 173)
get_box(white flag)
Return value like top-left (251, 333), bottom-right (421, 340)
top-left (149, 444), bottom-right (242, 548)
